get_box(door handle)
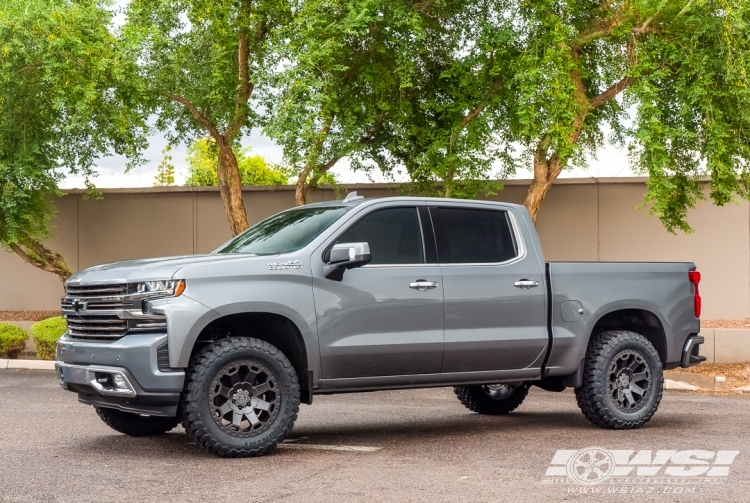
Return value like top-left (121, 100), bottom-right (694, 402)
top-left (410, 280), bottom-right (438, 291)
top-left (514, 279), bottom-right (539, 289)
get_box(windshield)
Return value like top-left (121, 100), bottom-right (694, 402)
top-left (215, 206), bottom-right (349, 255)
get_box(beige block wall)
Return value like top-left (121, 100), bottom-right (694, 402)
top-left (597, 184), bottom-right (750, 320)
top-left (1, 179), bottom-right (748, 320)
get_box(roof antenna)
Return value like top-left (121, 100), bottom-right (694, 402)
top-left (343, 191), bottom-right (364, 203)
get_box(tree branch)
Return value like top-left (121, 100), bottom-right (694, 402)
top-left (576, 16), bottom-right (621, 45)
top-left (677, 0), bottom-right (697, 17)
top-left (358, 120), bottom-right (383, 145)
top-left (590, 76), bottom-right (635, 108)
top-left (166, 93), bottom-right (222, 140)
top-left (449, 82), bottom-right (501, 146)
top-left (10, 241), bottom-right (71, 282)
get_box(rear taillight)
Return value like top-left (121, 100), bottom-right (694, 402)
top-left (689, 271), bottom-right (701, 318)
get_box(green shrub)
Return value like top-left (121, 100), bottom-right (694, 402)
top-left (31, 316), bottom-right (67, 360)
top-left (0, 323), bottom-right (29, 359)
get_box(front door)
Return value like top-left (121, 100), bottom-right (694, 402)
top-left (314, 206), bottom-right (444, 379)
top-left (429, 205), bottom-right (548, 373)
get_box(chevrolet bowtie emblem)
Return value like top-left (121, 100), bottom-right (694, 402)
top-left (72, 299), bottom-right (86, 312)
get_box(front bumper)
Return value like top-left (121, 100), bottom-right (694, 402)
top-left (56, 332), bottom-right (185, 417)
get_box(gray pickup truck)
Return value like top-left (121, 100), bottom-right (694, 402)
top-left (56, 194), bottom-right (704, 457)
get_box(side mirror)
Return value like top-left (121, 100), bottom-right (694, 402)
top-left (324, 242), bottom-right (371, 280)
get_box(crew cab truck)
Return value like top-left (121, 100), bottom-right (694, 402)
top-left (56, 194), bottom-right (704, 457)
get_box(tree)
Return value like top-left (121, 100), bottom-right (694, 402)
top-left (371, 0), bottom-right (515, 201)
top-left (0, 0), bottom-right (148, 280)
top-left (153, 146), bottom-right (175, 186)
top-left (510, 0), bottom-right (750, 230)
top-left (264, 0), bottom-right (456, 206)
top-left (373, 1), bottom-right (750, 232)
top-left (124, 0), bottom-right (292, 235)
top-left (185, 138), bottom-right (287, 186)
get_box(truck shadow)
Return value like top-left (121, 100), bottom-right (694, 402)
top-left (72, 408), bottom-right (696, 459)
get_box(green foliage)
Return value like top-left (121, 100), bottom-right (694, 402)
top-left (153, 146), bottom-right (175, 186)
top-left (369, 0), bottom-right (515, 200)
top-left (0, 0), bottom-right (149, 276)
top-left (30, 316), bottom-right (67, 360)
top-left (123, 0), bottom-right (291, 144)
top-left (0, 323), bottom-right (28, 359)
top-left (362, 0), bottom-right (750, 229)
top-left (185, 138), bottom-right (287, 186)
top-left (264, 0), bottom-right (458, 203)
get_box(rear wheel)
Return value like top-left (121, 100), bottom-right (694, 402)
top-left (179, 337), bottom-right (300, 457)
top-left (454, 383), bottom-right (529, 415)
top-left (95, 407), bottom-right (179, 436)
top-left (575, 330), bottom-right (663, 429)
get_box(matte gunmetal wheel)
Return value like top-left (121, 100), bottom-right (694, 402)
top-left (208, 360), bottom-right (282, 437)
top-left (180, 337), bottom-right (300, 457)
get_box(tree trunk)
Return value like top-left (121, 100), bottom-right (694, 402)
top-left (10, 239), bottom-right (71, 282)
top-left (216, 142), bottom-right (249, 235)
top-left (522, 154), bottom-right (563, 223)
top-left (295, 165), bottom-right (314, 206)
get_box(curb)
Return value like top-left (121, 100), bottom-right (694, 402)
top-left (664, 379), bottom-right (699, 391)
top-left (0, 359), bottom-right (56, 370)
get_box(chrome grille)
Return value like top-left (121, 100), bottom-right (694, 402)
top-left (65, 314), bottom-right (127, 340)
top-left (84, 300), bottom-right (125, 311)
top-left (65, 283), bottom-right (128, 298)
top-left (61, 298), bottom-right (124, 311)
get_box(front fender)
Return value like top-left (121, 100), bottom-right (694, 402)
top-left (147, 295), bottom-right (221, 368)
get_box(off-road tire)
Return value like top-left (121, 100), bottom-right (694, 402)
top-left (95, 407), bottom-right (179, 436)
top-left (179, 337), bottom-right (300, 457)
top-left (575, 330), bottom-right (663, 429)
top-left (454, 383), bottom-right (530, 415)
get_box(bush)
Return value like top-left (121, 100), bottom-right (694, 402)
top-left (0, 323), bottom-right (29, 359)
top-left (31, 316), bottom-right (67, 360)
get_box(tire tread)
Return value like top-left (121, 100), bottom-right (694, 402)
top-left (179, 337), bottom-right (300, 457)
top-left (95, 407), bottom-right (179, 436)
top-left (454, 384), bottom-right (529, 415)
top-left (574, 330), bottom-right (663, 430)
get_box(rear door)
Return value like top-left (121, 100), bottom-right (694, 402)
top-left (313, 204), bottom-right (444, 379)
top-left (430, 205), bottom-right (548, 372)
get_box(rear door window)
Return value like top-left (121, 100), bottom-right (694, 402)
top-left (432, 208), bottom-right (517, 264)
top-left (335, 207), bottom-right (425, 265)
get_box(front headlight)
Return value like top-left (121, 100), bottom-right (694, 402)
top-left (135, 279), bottom-right (186, 297)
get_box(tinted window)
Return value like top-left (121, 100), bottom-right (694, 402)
top-left (216, 206), bottom-right (348, 255)
top-left (433, 208), bottom-right (517, 264)
top-left (336, 208), bottom-right (424, 265)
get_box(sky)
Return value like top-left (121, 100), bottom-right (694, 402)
top-left (58, 129), bottom-right (638, 189)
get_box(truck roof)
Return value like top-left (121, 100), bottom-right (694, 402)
top-left (304, 195), bottom-right (527, 212)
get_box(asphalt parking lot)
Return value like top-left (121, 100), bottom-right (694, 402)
top-left (2, 369), bottom-right (749, 502)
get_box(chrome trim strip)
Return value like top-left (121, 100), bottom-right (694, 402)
top-left (359, 209), bottom-right (528, 269)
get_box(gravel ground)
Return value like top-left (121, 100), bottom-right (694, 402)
top-left (0, 311), bottom-right (59, 322)
top-left (2, 369), bottom-right (750, 502)
top-left (700, 319), bottom-right (750, 328)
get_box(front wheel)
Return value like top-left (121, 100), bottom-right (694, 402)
top-left (575, 330), bottom-right (663, 429)
top-left (454, 383), bottom-right (529, 415)
top-left (95, 407), bottom-right (179, 436)
top-left (179, 337), bottom-right (300, 457)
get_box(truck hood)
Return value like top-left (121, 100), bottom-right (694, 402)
top-left (66, 254), bottom-right (252, 285)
